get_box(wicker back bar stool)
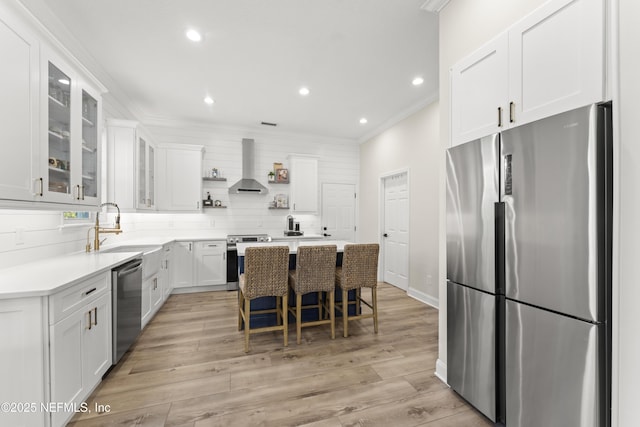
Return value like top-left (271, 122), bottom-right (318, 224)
top-left (238, 246), bottom-right (290, 352)
top-left (334, 243), bottom-right (380, 338)
top-left (288, 245), bottom-right (338, 344)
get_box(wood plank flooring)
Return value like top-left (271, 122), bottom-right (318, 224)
top-left (68, 283), bottom-right (491, 427)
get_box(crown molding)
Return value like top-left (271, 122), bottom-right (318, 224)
top-left (420, 0), bottom-right (451, 13)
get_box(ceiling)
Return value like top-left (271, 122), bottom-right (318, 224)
top-left (21, 0), bottom-right (439, 141)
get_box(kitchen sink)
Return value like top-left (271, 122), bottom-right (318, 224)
top-left (102, 245), bottom-right (162, 278)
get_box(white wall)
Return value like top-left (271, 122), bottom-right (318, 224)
top-left (614, 1), bottom-right (639, 425)
top-left (142, 122), bottom-right (359, 237)
top-left (359, 102), bottom-right (440, 305)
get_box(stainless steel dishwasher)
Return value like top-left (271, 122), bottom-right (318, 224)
top-left (112, 258), bottom-right (143, 364)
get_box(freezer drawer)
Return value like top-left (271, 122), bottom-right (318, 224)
top-left (447, 281), bottom-right (497, 422)
top-left (505, 299), bottom-right (604, 427)
top-left (446, 134), bottom-right (500, 295)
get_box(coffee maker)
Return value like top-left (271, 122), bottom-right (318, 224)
top-left (285, 215), bottom-right (303, 236)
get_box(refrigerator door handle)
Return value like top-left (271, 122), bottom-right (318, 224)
top-left (495, 202), bottom-right (506, 295)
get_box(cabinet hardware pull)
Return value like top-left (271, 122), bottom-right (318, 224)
top-left (189, 243), bottom-right (192, 251)
top-left (197, 201), bottom-right (200, 209)
top-left (509, 101), bottom-right (515, 123)
top-left (81, 185), bottom-right (85, 200)
top-left (37, 178), bottom-right (44, 196)
top-left (87, 310), bottom-right (92, 330)
top-left (207, 244), bottom-right (218, 247)
top-left (75, 185), bottom-right (80, 200)
top-left (94, 307), bottom-right (98, 326)
top-left (223, 252), bottom-right (226, 261)
top-left (84, 287), bottom-right (97, 296)
top-left (498, 107), bottom-right (503, 127)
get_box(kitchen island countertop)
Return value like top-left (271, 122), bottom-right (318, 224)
top-left (236, 240), bottom-right (352, 256)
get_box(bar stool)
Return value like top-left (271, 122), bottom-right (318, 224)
top-left (335, 243), bottom-right (380, 338)
top-left (288, 245), bottom-right (337, 344)
top-left (238, 246), bottom-right (290, 352)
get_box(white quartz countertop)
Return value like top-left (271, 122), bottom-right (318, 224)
top-left (236, 240), bottom-right (352, 256)
top-left (0, 251), bottom-right (141, 299)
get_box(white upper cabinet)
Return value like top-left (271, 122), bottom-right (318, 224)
top-left (41, 51), bottom-right (102, 206)
top-left (450, 0), bottom-right (605, 146)
top-left (0, 3), bottom-right (105, 207)
top-left (106, 120), bottom-right (156, 211)
top-left (157, 144), bottom-right (204, 211)
top-left (289, 155), bottom-right (319, 213)
top-left (137, 133), bottom-right (156, 210)
top-left (0, 10), bottom-right (40, 202)
top-left (508, 0), bottom-right (604, 126)
top-left (451, 34), bottom-right (509, 146)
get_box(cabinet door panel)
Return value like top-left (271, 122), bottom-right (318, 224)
top-left (172, 242), bottom-right (194, 288)
top-left (0, 14), bottom-right (39, 201)
top-left (195, 242), bottom-right (226, 286)
top-left (451, 33), bottom-right (508, 146)
top-left (50, 312), bottom-right (84, 427)
top-left (159, 147), bottom-right (202, 211)
top-left (290, 156), bottom-right (319, 212)
top-left (509, 0), bottom-right (604, 125)
top-left (83, 292), bottom-right (111, 389)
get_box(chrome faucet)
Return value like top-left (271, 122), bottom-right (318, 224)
top-left (86, 202), bottom-right (123, 252)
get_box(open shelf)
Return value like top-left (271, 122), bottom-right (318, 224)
top-left (203, 177), bottom-right (227, 182)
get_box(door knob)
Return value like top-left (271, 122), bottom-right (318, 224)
top-left (323, 233), bottom-right (332, 237)
top-left (383, 233), bottom-right (388, 237)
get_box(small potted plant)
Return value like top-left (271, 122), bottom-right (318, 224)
top-left (268, 171), bottom-right (275, 182)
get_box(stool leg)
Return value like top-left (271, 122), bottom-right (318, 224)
top-left (237, 288), bottom-right (243, 331)
top-left (283, 293), bottom-right (288, 347)
top-left (372, 287), bottom-right (378, 333)
top-left (276, 296), bottom-right (281, 325)
top-left (329, 290), bottom-right (335, 340)
top-left (296, 293), bottom-right (302, 345)
top-left (244, 298), bottom-right (251, 352)
top-left (343, 288), bottom-right (349, 338)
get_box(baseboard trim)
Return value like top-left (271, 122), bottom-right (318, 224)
top-left (435, 358), bottom-right (448, 385)
top-left (407, 287), bottom-right (439, 309)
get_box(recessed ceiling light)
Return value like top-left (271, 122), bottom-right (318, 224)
top-left (299, 87), bottom-right (310, 96)
top-left (359, 118), bottom-right (368, 125)
top-left (186, 29), bottom-right (202, 42)
top-left (58, 78), bottom-right (70, 85)
top-left (412, 76), bottom-right (424, 86)
top-left (204, 96), bottom-right (214, 105)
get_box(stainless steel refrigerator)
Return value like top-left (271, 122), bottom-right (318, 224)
top-left (446, 103), bottom-right (612, 427)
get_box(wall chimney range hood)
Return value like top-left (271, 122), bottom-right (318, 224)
top-left (228, 138), bottom-right (268, 195)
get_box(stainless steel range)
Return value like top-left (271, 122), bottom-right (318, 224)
top-left (226, 234), bottom-right (271, 290)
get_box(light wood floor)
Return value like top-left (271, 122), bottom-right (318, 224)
top-left (68, 283), bottom-right (491, 427)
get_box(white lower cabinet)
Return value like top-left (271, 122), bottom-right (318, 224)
top-left (194, 241), bottom-right (226, 286)
top-left (171, 240), bottom-right (227, 291)
top-left (172, 241), bottom-right (195, 288)
top-left (161, 244), bottom-right (172, 300)
top-left (142, 274), bottom-right (162, 328)
top-left (0, 297), bottom-right (46, 427)
top-left (49, 272), bottom-right (111, 427)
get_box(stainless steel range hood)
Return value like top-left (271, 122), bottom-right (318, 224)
top-left (228, 138), bottom-right (268, 195)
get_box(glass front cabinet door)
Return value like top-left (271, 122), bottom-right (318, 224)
top-left (136, 135), bottom-right (156, 210)
top-left (43, 56), bottom-right (101, 206)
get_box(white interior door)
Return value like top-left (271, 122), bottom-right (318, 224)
top-left (321, 183), bottom-right (356, 241)
top-left (382, 172), bottom-right (409, 290)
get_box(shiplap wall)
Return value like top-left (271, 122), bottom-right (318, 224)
top-left (0, 119), bottom-right (359, 269)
